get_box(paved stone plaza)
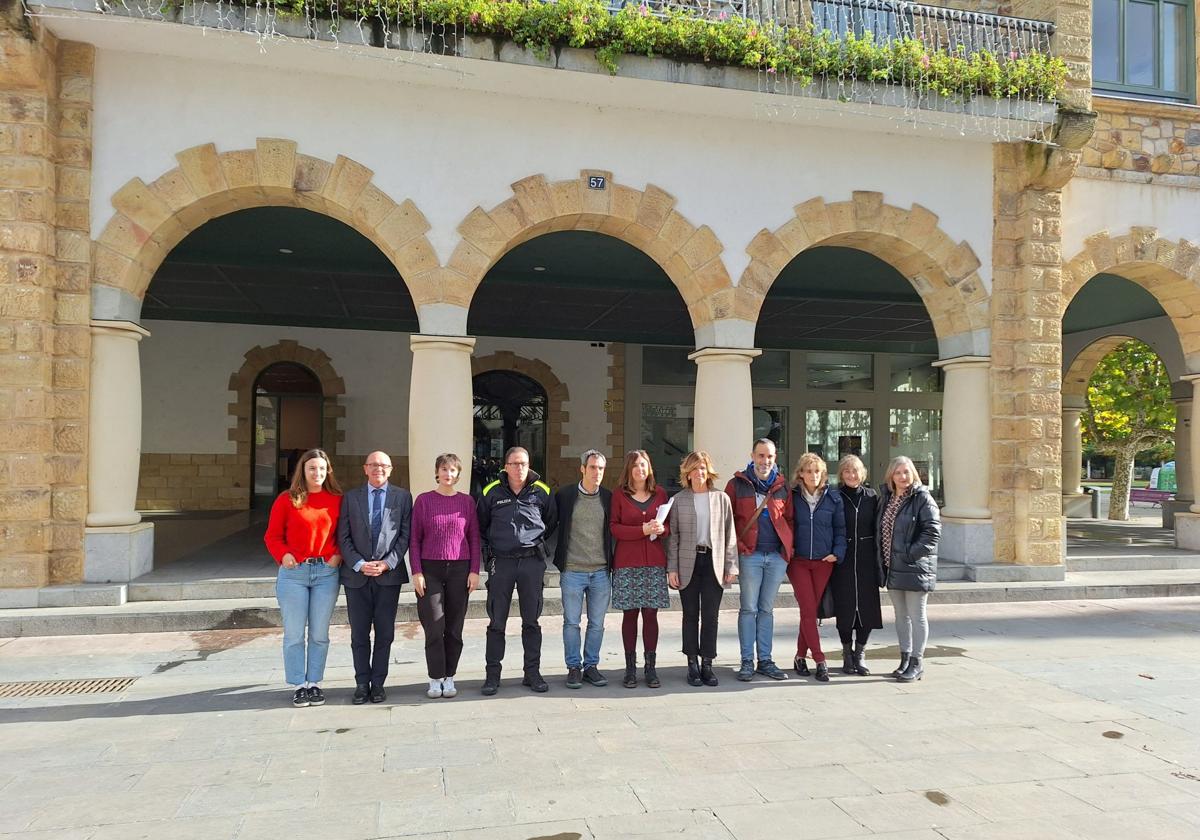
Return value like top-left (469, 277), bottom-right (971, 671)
top-left (1, 597), bottom-right (1199, 839)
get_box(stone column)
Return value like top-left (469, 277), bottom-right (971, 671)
top-left (1164, 391), bottom-right (1192, 528)
top-left (83, 321), bottom-right (154, 583)
top-left (932, 356), bottom-right (994, 563)
top-left (1061, 395), bottom-right (1091, 517)
top-left (409, 335), bottom-right (476, 496)
top-left (1175, 377), bottom-right (1200, 548)
top-left (689, 347), bottom-right (760, 483)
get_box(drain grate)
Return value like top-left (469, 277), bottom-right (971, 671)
top-left (0, 677), bottom-right (137, 699)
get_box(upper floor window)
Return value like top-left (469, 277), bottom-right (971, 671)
top-left (1094, 0), bottom-right (1195, 101)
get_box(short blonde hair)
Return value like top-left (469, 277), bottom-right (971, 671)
top-left (679, 450), bottom-right (719, 490)
top-left (883, 456), bottom-right (922, 493)
top-left (792, 452), bottom-right (828, 491)
top-left (837, 454), bottom-right (867, 485)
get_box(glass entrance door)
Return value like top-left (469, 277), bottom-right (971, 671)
top-left (805, 408), bottom-right (872, 475)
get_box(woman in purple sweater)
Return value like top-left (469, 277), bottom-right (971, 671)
top-left (410, 452), bottom-right (481, 699)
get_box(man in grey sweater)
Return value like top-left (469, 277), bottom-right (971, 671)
top-left (552, 449), bottom-right (614, 689)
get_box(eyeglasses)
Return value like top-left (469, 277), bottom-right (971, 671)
top-left (506, 461), bottom-right (529, 467)
top-left (365, 463), bottom-right (392, 469)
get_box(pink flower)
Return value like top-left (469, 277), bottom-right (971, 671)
top-left (919, 55), bottom-right (930, 69)
top-left (766, 67), bottom-right (776, 74)
top-left (469, 12), bottom-right (479, 23)
top-left (1009, 50), bottom-right (1018, 60)
top-left (718, 11), bottom-right (726, 19)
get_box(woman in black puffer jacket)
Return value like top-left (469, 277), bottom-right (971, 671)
top-left (876, 456), bottom-right (941, 683)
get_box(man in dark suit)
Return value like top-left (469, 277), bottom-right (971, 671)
top-left (336, 450), bottom-right (412, 704)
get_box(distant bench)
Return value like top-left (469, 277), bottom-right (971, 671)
top-left (1129, 488), bottom-right (1175, 507)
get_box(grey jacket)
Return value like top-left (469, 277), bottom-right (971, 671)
top-left (877, 484), bottom-right (940, 593)
top-left (336, 482), bottom-right (412, 588)
top-left (666, 488), bottom-right (738, 589)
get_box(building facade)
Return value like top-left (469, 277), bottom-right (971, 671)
top-left (2, 0), bottom-right (1199, 591)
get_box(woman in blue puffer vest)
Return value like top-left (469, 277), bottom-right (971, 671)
top-left (788, 453), bottom-right (846, 683)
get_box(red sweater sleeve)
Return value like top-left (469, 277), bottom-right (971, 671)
top-left (264, 493), bottom-right (295, 564)
top-left (610, 492), bottom-right (648, 541)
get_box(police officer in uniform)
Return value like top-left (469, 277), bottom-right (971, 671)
top-left (477, 446), bottom-right (558, 695)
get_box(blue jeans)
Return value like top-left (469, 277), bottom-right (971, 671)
top-left (276, 562), bottom-right (341, 685)
top-left (737, 551), bottom-right (788, 662)
top-left (560, 569), bottom-right (611, 669)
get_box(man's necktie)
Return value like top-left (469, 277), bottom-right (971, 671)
top-left (371, 487), bottom-right (384, 554)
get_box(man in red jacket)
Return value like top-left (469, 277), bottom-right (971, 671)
top-left (726, 439), bottom-right (794, 682)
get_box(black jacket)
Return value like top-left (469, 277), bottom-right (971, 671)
top-left (477, 471), bottom-right (558, 560)
top-left (551, 484), bottom-right (614, 572)
top-left (877, 485), bottom-right (941, 592)
top-left (831, 484), bottom-right (883, 631)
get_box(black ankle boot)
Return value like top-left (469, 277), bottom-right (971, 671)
top-left (644, 652), bottom-right (660, 689)
top-left (814, 661), bottom-right (830, 682)
top-left (700, 658), bottom-right (719, 686)
top-left (853, 644), bottom-right (870, 676)
top-left (841, 644), bottom-right (855, 675)
top-left (623, 652), bottom-right (637, 689)
top-left (891, 653), bottom-right (910, 678)
top-left (686, 656), bottom-right (702, 686)
top-left (896, 656), bottom-right (924, 683)
top-left (794, 655), bottom-right (810, 677)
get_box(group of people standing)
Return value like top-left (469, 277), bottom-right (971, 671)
top-left (263, 438), bottom-right (941, 707)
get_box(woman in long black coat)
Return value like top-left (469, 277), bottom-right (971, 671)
top-left (832, 455), bottom-right (884, 676)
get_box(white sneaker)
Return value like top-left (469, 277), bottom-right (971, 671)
top-left (426, 679), bottom-right (443, 699)
top-left (441, 677), bottom-right (457, 698)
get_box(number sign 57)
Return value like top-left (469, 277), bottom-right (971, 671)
top-left (587, 175), bottom-right (607, 190)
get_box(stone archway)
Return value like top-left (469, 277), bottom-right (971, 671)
top-left (736, 192), bottom-right (989, 352)
top-left (228, 341), bottom-right (347, 509)
top-left (1063, 335), bottom-right (1137, 400)
top-left (1063, 229), bottom-right (1200, 366)
top-left (442, 172), bottom-right (733, 332)
top-left (471, 351), bottom-right (572, 488)
top-left (92, 139), bottom-right (439, 308)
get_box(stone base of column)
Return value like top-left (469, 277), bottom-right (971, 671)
top-left (940, 517), bottom-right (994, 565)
top-left (1062, 493), bottom-right (1093, 518)
top-left (1163, 499), bottom-right (1192, 530)
top-left (84, 523), bottom-right (154, 583)
top-left (1174, 512), bottom-right (1200, 550)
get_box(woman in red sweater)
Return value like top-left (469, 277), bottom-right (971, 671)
top-left (265, 448), bottom-right (344, 708)
top-left (610, 450), bottom-right (669, 690)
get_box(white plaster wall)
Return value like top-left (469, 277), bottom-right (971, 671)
top-left (141, 322), bottom-right (607, 460)
top-left (91, 47), bottom-right (995, 288)
top-left (473, 336), bottom-right (612, 462)
top-left (1063, 178), bottom-right (1200, 260)
top-left (140, 320), bottom-right (413, 455)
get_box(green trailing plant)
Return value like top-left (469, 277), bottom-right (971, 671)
top-left (258, 0), bottom-right (1070, 100)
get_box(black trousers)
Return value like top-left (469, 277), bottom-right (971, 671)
top-left (680, 554), bottom-right (723, 659)
top-left (345, 578), bottom-right (401, 687)
top-left (485, 554), bottom-right (544, 675)
top-left (416, 560), bottom-right (470, 679)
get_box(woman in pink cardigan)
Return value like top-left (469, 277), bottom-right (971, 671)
top-left (410, 453), bottom-right (481, 700)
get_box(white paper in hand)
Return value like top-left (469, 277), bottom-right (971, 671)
top-left (649, 496), bottom-right (674, 541)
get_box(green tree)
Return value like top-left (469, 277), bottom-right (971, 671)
top-left (1081, 340), bottom-right (1175, 521)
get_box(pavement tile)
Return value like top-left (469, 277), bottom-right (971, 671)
top-left (764, 737), bottom-right (883, 769)
top-left (237, 805), bottom-right (380, 840)
top-left (377, 790), bottom-right (514, 836)
top-left (87, 816), bottom-right (244, 840)
top-left (632, 773), bottom-right (764, 810)
top-left (176, 778), bottom-right (321, 818)
top-left (0, 830), bottom-right (95, 840)
top-left (132, 755), bottom-right (268, 790)
top-left (842, 756), bottom-right (987, 795)
top-left (511, 782), bottom-right (645, 821)
top-left (663, 743), bottom-right (791, 775)
top-left (315, 767), bottom-right (445, 805)
top-left (741, 764), bottom-right (878, 801)
top-left (943, 780), bottom-right (1100, 821)
top-left (933, 751), bottom-right (1084, 785)
top-left (1060, 807), bottom-right (1200, 840)
top-left (715, 798), bottom-right (866, 839)
top-left (383, 738), bottom-right (495, 771)
top-left (830, 790), bottom-right (987, 832)
top-left (1048, 771), bottom-right (1200, 810)
top-left (381, 819), bottom-right (593, 840)
top-left (588, 808), bottom-right (734, 839)
top-left (935, 818), bottom-right (1083, 839)
top-left (23, 789), bottom-right (193, 831)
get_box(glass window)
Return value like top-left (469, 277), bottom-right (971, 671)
top-left (805, 409), bottom-right (872, 477)
top-left (1093, 0), bottom-right (1194, 101)
top-left (754, 407), bottom-right (788, 462)
top-left (890, 355), bottom-right (942, 392)
top-left (642, 346), bottom-right (694, 387)
top-left (640, 402), bottom-right (694, 492)
top-left (751, 350), bottom-right (790, 388)
top-left (807, 352), bottom-right (873, 390)
top-left (889, 409), bottom-right (943, 500)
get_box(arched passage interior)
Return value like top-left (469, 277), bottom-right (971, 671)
top-left (754, 245), bottom-right (945, 495)
top-left (467, 230), bottom-right (693, 488)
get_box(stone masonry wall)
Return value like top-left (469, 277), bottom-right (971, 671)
top-left (1081, 96), bottom-right (1200, 184)
top-left (991, 142), bottom-right (1068, 566)
top-left (0, 15), bottom-right (92, 587)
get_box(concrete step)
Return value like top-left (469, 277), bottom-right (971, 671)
top-left (1067, 554), bottom-right (1200, 572)
top-left (937, 561), bottom-right (968, 582)
top-left (966, 562), bottom-right (1066, 583)
top-left (5, 569), bottom-right (1200, 636)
